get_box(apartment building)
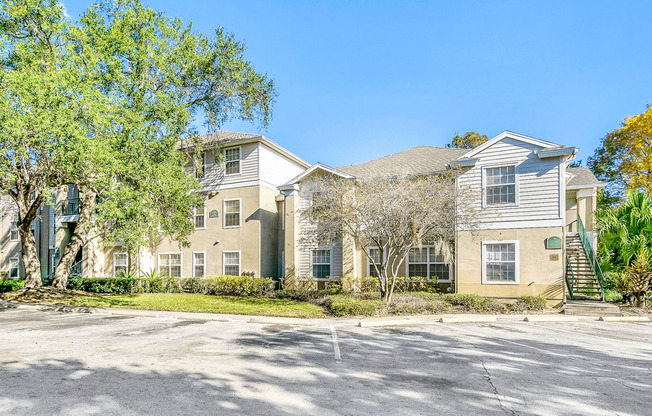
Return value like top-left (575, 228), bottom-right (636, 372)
top-left (1, 131), bottom-right (604, 302)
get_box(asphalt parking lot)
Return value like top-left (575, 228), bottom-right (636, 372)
top-left (0, 304), bottom-right (650, 416)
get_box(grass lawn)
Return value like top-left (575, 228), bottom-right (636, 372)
top-left (61, 293), bottom-right (326, 318)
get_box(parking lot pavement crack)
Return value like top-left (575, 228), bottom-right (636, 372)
top-left (481, 360), bottom-right (519, 416)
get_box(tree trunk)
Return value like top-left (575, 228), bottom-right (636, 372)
top-left (20, 224), bottom-right (42, 288)
top-left (52, 187), bottom-right (97, 290)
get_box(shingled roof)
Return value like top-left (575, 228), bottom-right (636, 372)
top-left (567, 167), bottom-right (604, 188)
top-left (177, 132), bottom-right (262, 150)
top-left (336, 146), bottom-right (467, 179)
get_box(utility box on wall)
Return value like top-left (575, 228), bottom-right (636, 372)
top-left (545, 236), bottom-right (562, 249)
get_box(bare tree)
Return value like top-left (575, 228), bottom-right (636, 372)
top-left (304, 170), bottom-right (477, 303)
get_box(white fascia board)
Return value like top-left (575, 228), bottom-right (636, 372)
top-left (460, 131), bottom-right (561, 159)
top-left (447, 158), bottom-right (478, 168)
top-left (567, 183), bottom-right (606, 191)
top-left (282, 163), bottom-right (354, 186)
top-left (535, 147), bottom-right (578, 159)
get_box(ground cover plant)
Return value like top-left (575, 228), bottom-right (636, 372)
top-left (1, 276), bottom-right (550, 318)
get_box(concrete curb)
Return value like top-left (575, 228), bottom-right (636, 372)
top-left (524, 315), bottom-right (579, 322)
top-left (439, 316), bottom-right (498, 323)
top-left (598, 316), bottom-right (650, 322)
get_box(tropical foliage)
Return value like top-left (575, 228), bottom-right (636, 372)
top-left (597, 190), bottom-right (652, 305)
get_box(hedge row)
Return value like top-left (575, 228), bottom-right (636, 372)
top-left (0, 279), bottom-right (24, 293)
top-left (282, 276), bottom-right (440, 293)
top-left (66, 276), bottom-right (275, 297)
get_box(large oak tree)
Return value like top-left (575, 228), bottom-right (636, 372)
top-left (0, 0), bottom-right (276, 289)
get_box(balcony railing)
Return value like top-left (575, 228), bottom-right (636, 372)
top-left (61, 198), bottom-right (79, 216)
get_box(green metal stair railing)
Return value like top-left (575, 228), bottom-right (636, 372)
top-left (565, 253), bottom-right (576, 300)
top-left (577, 215), bottom-right (606, 301)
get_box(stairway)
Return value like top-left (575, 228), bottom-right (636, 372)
top-left (563, 300), bottom-right (621, 317)
top-left (566, 233), bottom-right (603, 301)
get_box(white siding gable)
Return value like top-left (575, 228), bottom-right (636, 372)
top-left (258, 143), bottom-right (307, 188)
top-left (194, 143), bottom-right (260, 190)
top-left (458, 137), bottom-right (562, 227)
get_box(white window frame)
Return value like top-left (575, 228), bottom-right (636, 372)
top-left (404, 246), bottom-right (452, 282)
top-left (195, 152), bottom-right (207, 179)
top-left (194, 203), bottom-right (206, 230)
top-left (158, 252), bottom-right (183, 278)
top-left (223, 198), bottom-right (242, 229)
top-left (223, 146), bottom-right (241, 176)
top-left (222, 250), bottom-right (241, 276)
top-left (9, 256), bottom-right (19, 279)
top-left (113, 252), bottom-right (129, 277)
top-left (367, 247), bottom-right (385, 278)
top-left (9, 220), bottom-right (18, 241)
top-left (192, 251), bottom-right (206, 278)
top-left (481, 240), bottom-right (520, 285)
top-left (482, 164), bottom-right (518, 208)
top-left (310, 248), bottom-right (332, 279)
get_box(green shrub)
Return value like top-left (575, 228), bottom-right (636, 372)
top-left (66, 275), bottom-right (274, 297)
top-left (67, 278), bottom-right (138, 294)
top-left (441, 293), bottom-right (505, 312)
top-left (386, 292), bottom-right (448, 315)
top-left (203, 275), bottom-right (275, 297)
top-left (510, 295), bottom-right (547, 312)
top-left (342, 276), bottom-right (378, 292)
top-left (0, 279), bottom-right (24, 293)
top-left (325, 295), bottom-right (380, 317)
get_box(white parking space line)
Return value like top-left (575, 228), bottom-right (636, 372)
top-left (330, 325), bottom-right (341, 362)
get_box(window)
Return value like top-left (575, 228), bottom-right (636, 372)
top-left (482, 241), bottom-right (519, 284)
top-left (194, 203), bottom-right (206, 229)
top-left (9, 220), bottom-right (18, 241)
top-left (195, 152), bottom-right (207, 179)
top-left (407, 247), bottom-right (450, 281)
top-left (311, 249), bottom-right (331, 279)
top-left (223, 199), bottom-right (241, 228)
top-left (223, 251), bottom-right (240, 276)
top-left (159, 253), bottom-right (182, 277)
top-left (368, 248), bottom-right (382, 278)
top-left (114, 253), bottom-right (128, 277)
top-left (484, 166), bottom-right (516, 206)
top-left (312, 192), bottom-right (324, 212)
top-left (224, 147), bottom-right (241, 175)
top-left (9, 257), bottom-right (19, 279)
top-left (193, 252), bottom-right (205, 277)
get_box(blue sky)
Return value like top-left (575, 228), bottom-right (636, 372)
top-left (61, 0), bottom-right (652, 167)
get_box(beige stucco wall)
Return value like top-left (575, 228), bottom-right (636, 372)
top-left (457, 227), bottom-right (564, 301)
top-left (145, 185), bottom-right (279, 278)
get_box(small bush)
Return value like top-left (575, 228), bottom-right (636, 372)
top-left (325, 295), bottom-right (380, 317)
top-left (510, 295), bottom-right (547, 312)
top-left (385, 292), bottom-right (449, 315)
top-left (441, 293), bottom-right (506, 313)
top-left (67, 278), bottom-right (138, 294)
top-left (203, 275), bottom-right (275, 297)
top-left (342, 276), bottom-right (378, 292)
top-left (0, 279), bottom-right (24, 293)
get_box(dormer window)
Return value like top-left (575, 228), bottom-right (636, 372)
top-left (484, 166), bottom-right (516, 206)
top-left (224, 147), bottom-right (241, 175)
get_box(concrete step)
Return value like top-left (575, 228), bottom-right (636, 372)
top-left (563, 301), bottom-right (620, 316)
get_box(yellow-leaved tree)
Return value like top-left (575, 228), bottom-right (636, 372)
top-left (588, 105), bottom-right (652, 205)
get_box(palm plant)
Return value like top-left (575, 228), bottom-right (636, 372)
top-left (597, 191), bottom-right (652, 305)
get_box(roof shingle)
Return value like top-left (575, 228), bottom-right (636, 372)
top-left (567, 167), bottom-right (603, 188)
top-left (336, 146), bottom-right (467, 179)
